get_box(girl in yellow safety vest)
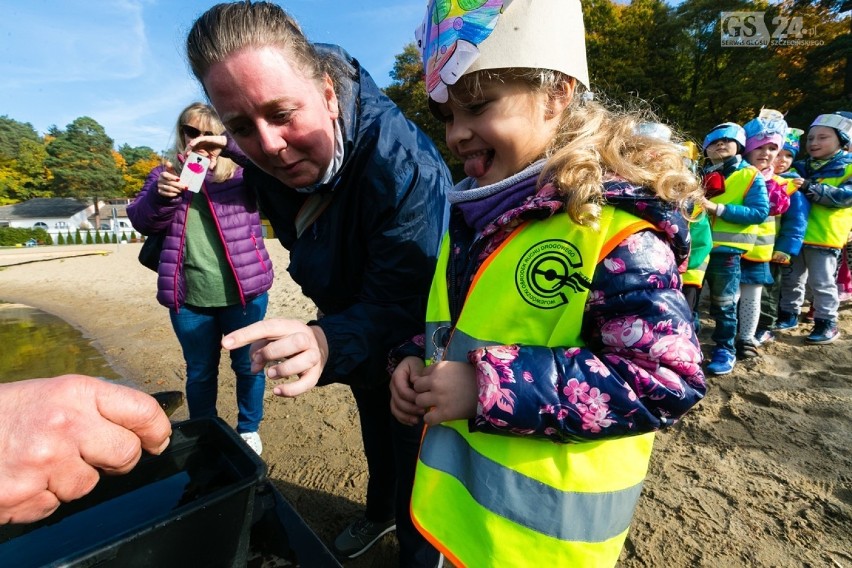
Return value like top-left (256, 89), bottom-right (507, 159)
top-left (736, 110), bottom-right (793, 358)
top-left (778, 112), bottom-right (852, 344)
top-left (754, 128), bottom-right (807, 343)
top-left (389, 1), bottom-right (707, 567)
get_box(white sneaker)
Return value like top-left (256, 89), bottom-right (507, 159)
top-left (240, 431), bottom-right (263, 456)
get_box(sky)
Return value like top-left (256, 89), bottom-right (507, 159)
top-left (0, 0), bottom-right (428, 153)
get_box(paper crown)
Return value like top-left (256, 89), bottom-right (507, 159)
top-left (743, 108), bottom-right (787, 155)
top-left (782, 127), bottom-right (804, 157)
top-left (703, 122), bottom-right (746, 152)
top-left (635, 122), bottom-right (673, 142)
top-left (681, 140), bottom-right (700, 162)
top-left (416, 0), bottom-right (589, 103)
top-left (811, 112), bottom-right (852, 146)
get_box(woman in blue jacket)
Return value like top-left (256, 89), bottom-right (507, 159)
top-left (185, 3), bottom-right (451, 566)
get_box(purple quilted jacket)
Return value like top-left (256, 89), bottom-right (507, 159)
top-left (127, 165), bottom-right (274, 310)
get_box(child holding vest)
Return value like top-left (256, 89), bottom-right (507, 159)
top-left (778, 112), bottom-right (852, 343)
top-left (755, 128), bottom-right (807, 342)
top-left (700, 123), bottom-right (769, 374)
top-left (736, 110), bottom-right (792, 357)
top-left (389, 2), bottom-right (707, 566)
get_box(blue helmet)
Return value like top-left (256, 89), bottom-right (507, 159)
top-left (703, 122), bottom-right (746, 154)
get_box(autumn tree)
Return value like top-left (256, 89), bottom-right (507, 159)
top-left (45, 116), bottom-right (124, 227)
top-left (0, 117), bottom-right (49, 204)
top-left (384, 43), bottom-right (464, 181)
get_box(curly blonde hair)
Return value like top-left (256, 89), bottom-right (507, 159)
top-left (450, 70), bottom-right (703, 226)
top-left (546, 94), bottom-right (702, 225)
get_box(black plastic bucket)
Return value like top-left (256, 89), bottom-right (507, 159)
top-left (0, 418), bottom-right (341, 567)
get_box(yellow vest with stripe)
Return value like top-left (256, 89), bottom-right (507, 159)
top-left (682, 257), bottom-right (708, 286)
top-left (803, 167), bottom-right (852, 249)
top-left (743, 174), bottom-right (792, 262)
top-left (412, 206), bottom-right (656, 568)
top-left (709, 165), bottom-right (760, 252)
top-left (683, 208), bottom-right (710, 287)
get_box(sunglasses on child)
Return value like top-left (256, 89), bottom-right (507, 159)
top-left (180, 124), bottom-right (216, 139)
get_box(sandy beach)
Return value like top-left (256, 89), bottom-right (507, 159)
top-left (0, 242), bottom-right (849, 567)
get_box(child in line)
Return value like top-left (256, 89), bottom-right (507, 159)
top-left (755, 128), bottom-right (806, 342)
top-left (736, 110), bottom-right (791, 357)
top-left (700, 123), bottom-right (769, 374)
top-left (778, 112), bottom-right (852, 343)
top-left (390, 1), bottom-right (706, 566)
top-left (638, 127), bottom-right (711, 332)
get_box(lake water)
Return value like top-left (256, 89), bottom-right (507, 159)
top-left (0, 303), bottom-right (120, 383)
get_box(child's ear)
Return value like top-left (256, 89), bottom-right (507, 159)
top-left (545, 78), bottom-right (576, 119)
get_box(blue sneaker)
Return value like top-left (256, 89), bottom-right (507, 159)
top-left (754, 328), bottom-right (775, 345)
top-left (774, 311), bottom-right (799, 331)
top-left (805, 318), bottom-right (839, 344)
top-left (706, 347), bottom-right (736, 375)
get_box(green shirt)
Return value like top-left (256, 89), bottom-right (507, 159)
top-left (183, 193), bottom-right (240, 307)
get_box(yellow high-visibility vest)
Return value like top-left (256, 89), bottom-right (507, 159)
top-left (802, 165), bottom-right (852, 248)
top-left (413, 206), bottom-right (656, 568)
top-left (709, 165), bottom-right (761, 252)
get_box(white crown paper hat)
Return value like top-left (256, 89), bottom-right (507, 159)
top-left (416, 0), bottom-right (590, 103)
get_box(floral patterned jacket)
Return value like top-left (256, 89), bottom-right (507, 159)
top-left (394, 178), bottom-right (707, 443)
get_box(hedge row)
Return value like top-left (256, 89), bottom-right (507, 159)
top-left (0, 227), bottom-right (139, 246)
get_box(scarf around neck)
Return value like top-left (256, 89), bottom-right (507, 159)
top-left (448, 160), bottom-right (546, 232)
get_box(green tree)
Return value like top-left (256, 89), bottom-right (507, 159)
top-left (118, 143), bottom-right (157, 165)
top-left (384, 43), bottom-right (463, 181)
top-left (0, 116), bottom-right (39, 162)
top-left (45, 117), bottom-right (124, 227)
top-left (781, 0), bottom-right (851, 128)
top-left (0, 117), bottom-right (49, 204)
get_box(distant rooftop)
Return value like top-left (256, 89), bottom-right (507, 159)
top-left (0, 198), bottom-right (91, 220)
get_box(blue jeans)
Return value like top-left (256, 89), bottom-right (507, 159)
top-left (705, 252), bottom-right (741, 352)
top-left (169, 293), bottom-right (268, 433)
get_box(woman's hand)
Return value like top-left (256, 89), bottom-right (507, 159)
top-left (156, 161), bottom-right (185, 198)
top-left (185, 135), bottom-right (227, 156)
top-left (222, 319), bottom-right (329, 398)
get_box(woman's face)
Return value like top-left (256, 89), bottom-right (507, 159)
top-left (181, 120), bottom-right (220, 164)
top-left (202, 46), bottom-right (339, 188)
top-left (807, 126), bottom-right (841, 160)
top-left (744, 142), bottom-right (780, 171)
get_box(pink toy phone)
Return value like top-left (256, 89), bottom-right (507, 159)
top-left (179, 152), bottom-right (210, 193)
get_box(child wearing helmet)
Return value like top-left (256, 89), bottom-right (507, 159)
top-left (699, 122), bottom-right (769, 374)
top-left (754, 127), bottom-right (807, 342)
top-left (735, 110), bottom-right (792, 357)
top-left (777, 112), bottom-right (852, 343)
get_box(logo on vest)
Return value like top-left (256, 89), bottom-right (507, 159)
top-left (515, 239), bottom-right (591, 308)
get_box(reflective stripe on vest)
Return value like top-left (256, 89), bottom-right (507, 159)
top-left (710, 166), bottom-right (761, 252)
top-left (414, 206), bottom-right (656, 568)
top-left (682, 255), bottom-right (708, 286)
top-left (744, 175), bottom-right (795, 262)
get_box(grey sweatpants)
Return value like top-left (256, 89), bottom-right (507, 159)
top-left (779, 246), bottom-right (841, 321)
